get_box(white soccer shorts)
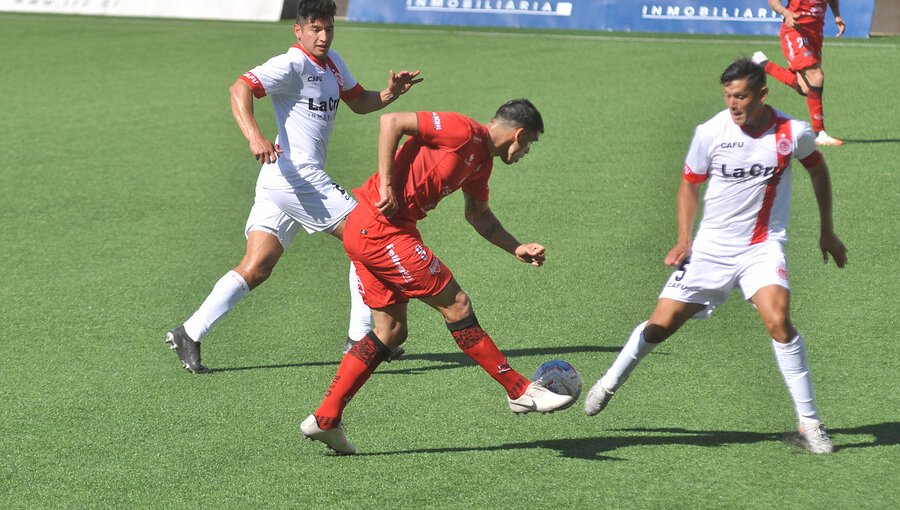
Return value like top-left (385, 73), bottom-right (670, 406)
top-left (244, 181), bottom-right (357, 249)
top-left (658, 239), bottom-right (790, 319)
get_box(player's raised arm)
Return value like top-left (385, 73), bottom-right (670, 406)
top-left (375, 112), bottom-right (419, 218)
top-left (345, 69), bottom-right (423, 115)
top-left (229, 79), bottom-right (281, 164)
top-left (463, 192), bottom-right (545, 267)
top-left (803, 156), bottom-right (848, 267)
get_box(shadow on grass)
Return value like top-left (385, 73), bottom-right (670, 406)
top-left (209, 344), bottom-right (620, 374)
top-left (838, 138), bottom-right (900, 144)
top-left (357, 422), bottom-right (898, 460)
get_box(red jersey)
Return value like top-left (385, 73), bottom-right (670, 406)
top-left (355, 111), bottom-right (494, 223)
top-left (785, 0), bottom-right (829, 23)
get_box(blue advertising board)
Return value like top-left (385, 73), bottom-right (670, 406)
top-left (348, 0), bottom-right (875, 38)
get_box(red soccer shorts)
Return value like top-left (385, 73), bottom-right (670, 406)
top-left (343, 204), bottom-right (454, 309)
top-left (780, 21), bottom-right (823, 71)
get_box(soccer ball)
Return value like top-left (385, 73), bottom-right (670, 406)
top-left (532, 360), bottom-right (582, 399)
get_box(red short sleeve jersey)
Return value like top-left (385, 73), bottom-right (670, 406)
top-left (355, 111), bottom-right (494, 222)
top-left (786, 0), bottom-right (829, 23)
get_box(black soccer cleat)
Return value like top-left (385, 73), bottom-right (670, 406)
top-left (165, 326), bottom-right (210, 374)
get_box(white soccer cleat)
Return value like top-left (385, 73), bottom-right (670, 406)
top-left (507, 379), bottom-right (575, 414)
top-left (300, 415), bottom-right (356, 455)
top-left (798, 422), bottom-right (834, 454)
top-left (816, 131), bottom-right (844, 146)
top-left (584, 380), bottom-right (615, 416)
top-left (751, 51), bottom-right (769, 66)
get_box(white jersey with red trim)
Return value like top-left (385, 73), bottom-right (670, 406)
top-left (241, 45), bottom-right (364, 192)
top-left (682, 108), bottom-right (818, 250)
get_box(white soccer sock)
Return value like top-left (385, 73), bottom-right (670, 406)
top-left (772, 333), bottom-right (821, 425)
top-left (346, 262), bottom-right (372, 341)
top-left (599, 321), bottom-right (657, 392)
top-left (182, 270), bottom-right (250, 342)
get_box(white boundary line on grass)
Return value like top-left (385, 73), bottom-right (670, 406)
top-left (3, 12), bottom-right (899, 49)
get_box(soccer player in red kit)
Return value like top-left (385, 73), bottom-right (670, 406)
top-left (753, 0), bottom-right (846, 146)
top-left (299, 99), bottom-right (574, 454)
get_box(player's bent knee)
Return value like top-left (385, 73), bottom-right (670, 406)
top-left (643, 323), bottom-right (672, 344)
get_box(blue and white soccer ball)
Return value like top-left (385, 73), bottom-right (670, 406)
top-left (532, 360), bottom-right (582, 399)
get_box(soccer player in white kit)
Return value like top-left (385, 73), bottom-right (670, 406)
top-left (165, 0), bottom-right (422, 373)
top-left (583, 58), bottom-right (847, 454)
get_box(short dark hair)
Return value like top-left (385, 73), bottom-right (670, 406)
top-left (493, 99), bottom-right (544, 134)
top-left (296, 0), bottom-right (336, 24)
top-left (720, 58), bottom-right (767, 91)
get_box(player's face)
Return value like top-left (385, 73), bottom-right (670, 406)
top-left (294, 17), bottom-right (335, 60)
top-left (501, 128), bottom-right (540, 165)
top-left (723, 79), bottom-right (768, 129)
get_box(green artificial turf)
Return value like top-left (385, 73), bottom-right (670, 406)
top-left (1, 13), bottom-right (897, 509)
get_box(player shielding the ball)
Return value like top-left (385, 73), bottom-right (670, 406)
top-left (300, 99), bottom-right (573, 455)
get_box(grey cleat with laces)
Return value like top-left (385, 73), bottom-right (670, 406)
top-left (165, 326), bottom-right (210, 374)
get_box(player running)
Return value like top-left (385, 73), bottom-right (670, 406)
top-left (583, 59), bottom-right (847, 454)
top-left (165, 0), bottom-right (421, 373)
top-left (753, 0), bottom-right (846, 146)
top-left (300, 99), bottom-right (574, 454)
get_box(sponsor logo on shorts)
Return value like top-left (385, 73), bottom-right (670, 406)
top-left (386, 243), bottom-right (414, 283)
top-left (777, 265), bottom-right (788, 280)
top-left (355, 274), bottom-right (365, 295)
top-left (414, 244), bottom-right (428, 261)
top-left (431, 112), bottom-right (442, 131)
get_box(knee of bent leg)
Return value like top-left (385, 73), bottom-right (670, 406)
top-left (763, 310), bottom-right (794, 342)
top-left (643, 323), bottom-right (673, 344)
top-left (440, 290), bottom-right (473, 324)
top-left (237, 263), bottom-right (274, 288)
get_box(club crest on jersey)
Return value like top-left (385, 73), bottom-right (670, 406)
top-left (776, 136), bottom-right (793, 156)
top-left (777, 265), bottom-right (788, 280)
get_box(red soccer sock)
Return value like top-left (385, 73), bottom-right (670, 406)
top-left (448, 316), bottom-right (530, 399)
top-left (313, 331), bottom-right (389, 429)
top-left (806, 88), bottom-right (826, 133)
top-left (765, 61), bottom-right (800, 91)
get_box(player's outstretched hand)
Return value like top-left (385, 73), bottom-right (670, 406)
top-left (376, 183), bottom-right (399, 218)
top-left (834, 16), bottom-right (846, 37)
top-left (387, 70), bottom-right (423, 97)
top-left (515, 243), bottom-right (546, 267)
top-left (664, 243), bottom-right (692, 267)
top-left (250, 138), bottom-right (282, 165)
top-left (820, 233), bottom-right (847, 268)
